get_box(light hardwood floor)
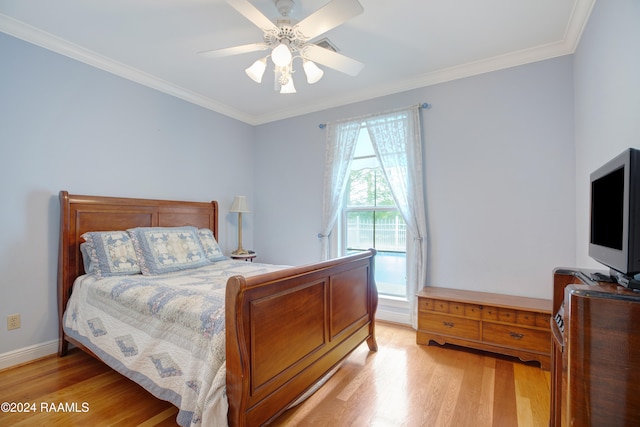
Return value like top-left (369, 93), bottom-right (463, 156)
top-left (0, 322), bottom-right (550, 426)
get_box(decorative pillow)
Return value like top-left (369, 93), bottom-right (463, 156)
top-left (127, 226), bottom-right (211, 275)
top-left (81, 231), bottom-right (141, 278)
top-left (197, 228), bottom-right (227, 262)
top-left (79, 242), bottom-right (95, 274)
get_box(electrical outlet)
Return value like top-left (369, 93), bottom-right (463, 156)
top-left (7, 314), bottom-right (20, 330)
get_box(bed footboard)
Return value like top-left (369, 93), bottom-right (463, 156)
top-left (225, 250), bottom-right (377, 426)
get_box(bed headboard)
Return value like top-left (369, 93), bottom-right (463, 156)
top-left (57, 191), bottom-right (219, 341)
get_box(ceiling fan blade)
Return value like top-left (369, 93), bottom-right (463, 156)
top-left (302, 44), bottom-right (364, 77)
top-left (198, 42), bottom-right (269, 58)
top-left (226, 0), bottom-right (279, 32)
top-left (295, 0), bottom-right (364, 40)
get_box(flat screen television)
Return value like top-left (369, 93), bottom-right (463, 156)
top-left (589, 148), bottom-right (640, 288)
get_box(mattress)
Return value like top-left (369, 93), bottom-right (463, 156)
top-left (63, 259), bottom-right (288, 426)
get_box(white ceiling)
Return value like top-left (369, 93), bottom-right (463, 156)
top-left (0, 0), bottom-right (594, 125)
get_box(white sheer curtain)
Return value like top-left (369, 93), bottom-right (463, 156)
top-left (320, 105), bottom-right (427, 328)
top-left (319, 120), bottom-right (361, 259)
top-left (365, 106), bottom-right (427, 328)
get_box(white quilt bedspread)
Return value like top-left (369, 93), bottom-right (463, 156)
top-left (63, 259), bottom-right (287, 427)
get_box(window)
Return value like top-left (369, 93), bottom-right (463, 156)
top-left (344, 128), bottom-right (407, 298)
top-left (321, 106), bottom-right (425, 326)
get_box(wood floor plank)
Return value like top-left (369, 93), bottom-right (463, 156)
top-left (433, 351), bottom-right (466, 427)
top-left (0, 322), bottom-right (550, 426)
top-left (448, 351), bottom-right (492, 427)
top-left (513, 362), bottom-right (551, 426)
top-left (492, 359), bottom-right (519, 427)
top-left (478, 356), bottom-right (498, 426)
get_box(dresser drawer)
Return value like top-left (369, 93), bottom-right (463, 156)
top-left (434, 300), bottom-right (449, 313)
top-left (535, 312), bottom-right (551, 328)
top-left (498, 308), bottom-right (517, 323)
top-left (464, 304), bottom-right (482, 319)
top-left (449, 302), bottom-right (465, 316)
top-left (482, 306), bottom-right (499, 321)
top-left (482, 323), bottom-right (550, 353)
top-left (420, 313), bottom-right (480, 340)
top-left (418, 297), bottom-right (434, 311)
top-left (516, 311), bottom-right (536, 326)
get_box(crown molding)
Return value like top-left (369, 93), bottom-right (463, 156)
top-left (252, 40), bottom-right (576, 125)
top-left (564, 0), bottom-right (597, 51)
top-left (1, 0), bottom-right (595, 126)
top-left (252, 0), bottom-right (596, 125)
top-left (0, 14), bottom-right (256, 125)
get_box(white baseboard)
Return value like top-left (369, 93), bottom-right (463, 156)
top-left (0, 340), bottom-right (58, 371)
top-left (376, 299), bottom-right (411, 326)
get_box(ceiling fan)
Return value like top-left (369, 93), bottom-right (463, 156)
top-left (199, 0), bottom-right (365, 93)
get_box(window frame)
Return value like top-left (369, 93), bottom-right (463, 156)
top-left (341, 128), bottom-right (408, 299)
top-left (344, 206), bottom-right (406, 253)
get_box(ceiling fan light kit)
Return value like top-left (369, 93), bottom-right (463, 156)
top-left (202, 0), bottom-right (365, 94)
top-left (279, 75), bottom-right (297, 93)
top-left (271, 40), bottom-right (293, 67)
top-left (303, 59), bottom-right (324, 84)
top-left (245, 57), bottom-right (268, 83)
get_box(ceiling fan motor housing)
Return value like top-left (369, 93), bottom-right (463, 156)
top-left (264, 25), bottom-right (304, 52)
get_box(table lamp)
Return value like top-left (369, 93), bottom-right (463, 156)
top-left (230, 196), bottom-right (250, 255)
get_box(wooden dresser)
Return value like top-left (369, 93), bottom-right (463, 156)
top-left (550, 268), bottom-right (640, 426)
top-left (416, 287), bottom-right (552, 369)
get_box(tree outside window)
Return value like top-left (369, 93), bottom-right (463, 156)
top-left (345, 129), bottom-right (407, 298)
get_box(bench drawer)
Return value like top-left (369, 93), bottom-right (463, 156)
top-left (420, 313), bottom-right (480, 340)
top-left (482, 323), bottom-right (550, 353)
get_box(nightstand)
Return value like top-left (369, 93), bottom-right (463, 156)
top-left (230, 253), bottom-right (256, 262)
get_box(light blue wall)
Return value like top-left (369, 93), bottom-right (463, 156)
top-left (0, 33), bottom-right (256, 354)
top-left (253, 57), bottom-right (577, 300)
top-left (573, 0), bottom-right (640, 269)
top-left (2, 0), bottom-right (636, 358)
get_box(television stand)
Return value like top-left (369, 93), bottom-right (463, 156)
top-left (550, 267), bottom-right (640, 426)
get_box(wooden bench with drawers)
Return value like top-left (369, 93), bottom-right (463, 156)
top-left (416, 287), bottom-right (552, 369)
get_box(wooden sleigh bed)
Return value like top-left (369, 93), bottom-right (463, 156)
top-left (57, 191), bottom-right (377, 426)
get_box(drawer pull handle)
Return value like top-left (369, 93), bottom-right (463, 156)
top-left (509, 332), bottom-right (524, 340)
top-left (443, 321), bottom-right (454, 328)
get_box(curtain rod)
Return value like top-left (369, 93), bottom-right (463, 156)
top-left (318, 102), bottom-right (431, 129)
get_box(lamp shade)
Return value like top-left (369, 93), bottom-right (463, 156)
top-left (303, 60), bottom-right (324, 84)
top-left (271, 41), bottom-right (292, 67)
top-left (245, 58), bottom-right (267, 83)
top-left (230, 196), bottom-right (250, 213)
top-left (280, 77), bottom-right (296, 94)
